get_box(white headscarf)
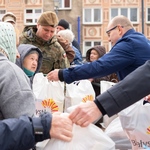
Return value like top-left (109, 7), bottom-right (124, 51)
top-left (0, 22), bottom-right (16, 63)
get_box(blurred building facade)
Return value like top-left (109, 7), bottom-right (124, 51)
top-left (0, 0), bottom-right (149, 56)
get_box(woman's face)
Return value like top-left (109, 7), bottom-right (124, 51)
top-left (90, 49), bottom-right (99, 62)
top-left (23, 53), bottom-right (38, 72)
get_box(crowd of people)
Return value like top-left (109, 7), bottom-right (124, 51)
top-left (1, 10), bottom-right (150, 150)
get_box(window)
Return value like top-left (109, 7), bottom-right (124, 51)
top-left (24, 9), bottom-right (42, 25)
top-left (83, 8), bottom-right (102, 24)
top-left (0, 10), bottom-right (6, 21)
top-left (146, 8), bottom-right (150, 23)
top-left (111, 8), bottom-right (138, 23)
top-left (83, 41), bottom-right (101, 57)
top-left (54, 0), bottom-right (72, 10)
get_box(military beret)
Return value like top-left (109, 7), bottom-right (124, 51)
top-left (37, 11), bottom-right (58, 27)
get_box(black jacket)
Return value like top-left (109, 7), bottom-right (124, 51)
top-left (95, 60), bottom-right (150, 117)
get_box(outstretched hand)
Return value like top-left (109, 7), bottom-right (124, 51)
top-left (47, 69), bottom-right (59, 81)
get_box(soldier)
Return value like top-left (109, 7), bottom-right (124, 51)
top-left (19, 11), bottom-right (70, 74)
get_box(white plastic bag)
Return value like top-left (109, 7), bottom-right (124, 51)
top-left (119, 100), bottom-right (150, 150)
top-left (100, 81), bottom-right (118, 127)
top-left (33, 73), bottom-right (65, 116)
top-left (100, 80), bottom-right (116, 94)
top-left (105, 117), bottom-right (132, 150)
top-left (64, 80), bottom-right (95, 111)
top-left (43, 123), bottom-right (115, 150)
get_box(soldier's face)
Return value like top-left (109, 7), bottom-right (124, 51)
top-left (36, 24), bottom-right (56, 41)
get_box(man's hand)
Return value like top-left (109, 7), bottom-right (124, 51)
top-left (47, 69), bottom-right (59, 81)
top-left (50, 113), bottom-right (73, 142)
top-left (69, 101), bottom-right (102, 127)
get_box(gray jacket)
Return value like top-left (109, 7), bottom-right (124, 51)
top-left (0, 54), bottom-right (35, 119)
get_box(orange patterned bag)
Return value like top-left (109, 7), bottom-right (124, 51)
top-left (32, 73), bottom-right (65, 116)
top-left (119, 100), bottom-right (150, 150)
top-left (64, 80), bottom-right (95, 111)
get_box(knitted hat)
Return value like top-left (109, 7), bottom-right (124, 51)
top-left (86, 45), bottom-right (106, 62)
top-left (0, 22), bottom-right (16, 62)
top-left (2, 12), bottom-right (16, 24)
top-left (57, 19), bottom-right (69, 29)
top-left (37, 11), bottom-right (58, 27)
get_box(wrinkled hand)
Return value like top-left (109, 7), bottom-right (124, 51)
top-left (69, 101), bottom-right (102, 127)
top-left (47, 69), bottom-right (59, 81)
top-left (50, 113), bottom-right (73, 141)
top-left (57, 35), bottom-right (68, 45)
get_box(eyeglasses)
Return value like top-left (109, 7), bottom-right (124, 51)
top-left (106, 26), bottom-right (117, 34)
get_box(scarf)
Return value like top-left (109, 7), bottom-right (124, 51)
top-left (23, 67), bottom-right (35, 77)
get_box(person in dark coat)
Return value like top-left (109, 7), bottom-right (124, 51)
top-left (85, 45), bottom-right (118, 96)
top-left (0, 112), bottom-right (73, 150)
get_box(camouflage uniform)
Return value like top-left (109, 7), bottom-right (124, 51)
top-left (19, 26), bottom-right (70, 74)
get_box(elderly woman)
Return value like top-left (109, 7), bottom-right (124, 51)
top-left (16, 44), bottom-right (43, 85)
top-left (85, 45), bottom-right (118, 97)
top-left (0, 22), bottom-right (35, 119)
top-left (57, 29), bottom-right (83, 66)
top-left (0, 22), bottom-right (73, 150)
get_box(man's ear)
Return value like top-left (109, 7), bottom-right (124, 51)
top-left (118, 24), bottom-right (124, 35)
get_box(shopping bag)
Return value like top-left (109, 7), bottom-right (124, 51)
top-left (105, 117), bottom-right (132, 150)
top-left (100, 80), bottom-right (116, 94)
top-left (64, 80), bottom-right (95, 111)
top-left (32, 73), bottom-right (65, 116)
top-left (100, 81), bottom-right (117, 127)
top-left (43, 115), bottom-right (115, 150)
top-left (119, 100), bottom-right (150, 150)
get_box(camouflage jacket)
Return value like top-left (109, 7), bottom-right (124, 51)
top-left (19, 26), bottom-right (70, 74)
